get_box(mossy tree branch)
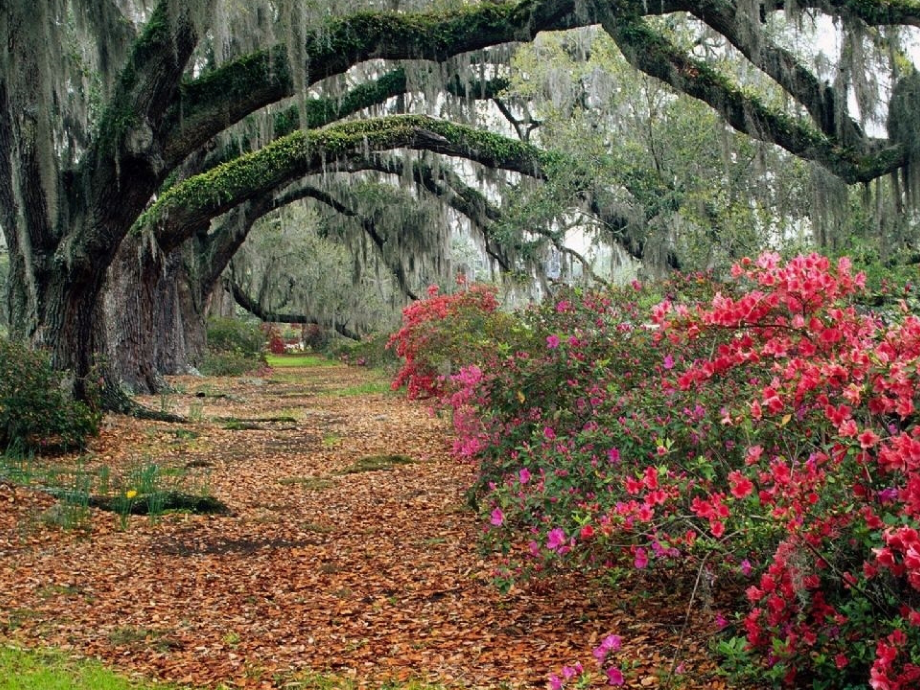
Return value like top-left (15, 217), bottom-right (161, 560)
top-left (604, 13), bottom-right (907, 184)
top-left (162, 0), bottom-right (685, 167)
top-left (146, 115), bottom-right (555, 253)
top-left (682, 0), bottom-right (863, 143)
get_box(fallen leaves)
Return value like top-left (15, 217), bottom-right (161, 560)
top-left (0, 364), bottom-right (735, 689)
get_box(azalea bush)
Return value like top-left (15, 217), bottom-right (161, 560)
top-left (389, 254), bottom-right (920, 688)
top-left (387, 281), bottom-right (523, 399)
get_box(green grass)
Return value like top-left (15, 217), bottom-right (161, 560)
top-left (0, 644), bottom-right (200, 689)
top-left (0, 645), bottom-right (446, 690)
top-left (338, 454), bottom-right (415, 474)
top-left (266, 354), bottom-right (337, 368)
top-left (324, 379), bottom-right (392, 397)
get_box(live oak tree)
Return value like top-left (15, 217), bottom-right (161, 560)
top-left (2, 0), bottom-right (919, 406)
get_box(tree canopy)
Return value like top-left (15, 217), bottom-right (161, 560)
top-left (2, 0), bottom-right (919, 399)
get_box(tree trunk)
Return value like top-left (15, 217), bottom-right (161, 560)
top-left (104, 236), bottom-right (165, 394)
top-left (155, 246), bottom-right (208, 376)
top-left (104, 237), bottom-right (210, 392)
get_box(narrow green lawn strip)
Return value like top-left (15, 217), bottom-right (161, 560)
top-left (324, 380), bottom-right (392, 397)
top-left (0, 645), bottom-right (201, 690)
top-left (266, 354), bottom-right (337, 368)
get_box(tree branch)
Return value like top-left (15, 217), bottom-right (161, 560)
top-left (161, 0), bottom-right (683, 166)
top-left (226, 279), bottom-right (361, 340)
top-left (604, 14), bottom-right (906, 183)
top-left (146, 115), bottom-right (555, 252)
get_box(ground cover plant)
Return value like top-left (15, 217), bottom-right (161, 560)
top-left (0, 644), bottom-right (206, 690)
top-left (388, 254), bottom-right (920, 689)
top-left (0, 337), bottom-right (99, 453)
top-left (200, 319), bottom-right (268, 376)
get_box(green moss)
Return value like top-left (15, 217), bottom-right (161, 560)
top-left (305, 2), bottom-right (521, 77)
top-left (139, 114), bottom-right (554, 235)
top-left (338, 454), bottom-right (415, 474)
top-left (179, 45), bottom-right (292, 114)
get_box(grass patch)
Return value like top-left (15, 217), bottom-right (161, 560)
top-left (325, 380), bottom-right (392, 397)
top-left (0, 644), bottom-right (199, 689)
top-left (220, 415), bottom-right (296, 431)
top-left (266, 354), bottom-right (337, 368)
top-left (301, 521), bottom-right (336, 534)
top-left (277, 476), bottom-right (337, 490)
top-left (338, 454), bottom-right (415, 474)
top-left (107, 626), bottom-right (176, 650)
top-left (283, 670), bottom-right (445, 690)
top-left (322, 434), bottom-right (342, 448)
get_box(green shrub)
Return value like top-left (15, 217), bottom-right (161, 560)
top-left (199, 349), bottom-right (261, 376)
top-left (205, 317), bottom-right (265, 358)
top-left (325, 332), bottom-right (399, 369)
top-left (0, 338), bottom-right (100, 452)
top-left (201, 317), bottom-right (266, 375)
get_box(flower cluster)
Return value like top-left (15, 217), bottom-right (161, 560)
top-left (389, 255), bottom-right (920, 687)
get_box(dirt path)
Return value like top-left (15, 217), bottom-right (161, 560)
top-left (0, 363), bottom-right (728, 689)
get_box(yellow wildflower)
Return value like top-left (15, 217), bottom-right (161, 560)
top-left (125, 489), bottom-right (138, 499)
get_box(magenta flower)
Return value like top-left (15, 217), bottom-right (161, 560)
top-left (606, 667), bottom-right (625, 686)
top-left (634, 547), bottom-right (649, 569)
top-left (546, 334), bottom-right (561, 349)
top-left (740, 559), bottom-right (753, 576)
top-left (549, 674), bottom-right (563, 690)
top-left (546, 527), bottom-right (566, 550)
top-left (593, 634), bottom-right (622, 662)
top-left (519, 468), bottom-right (531, 484)
top-left (544, 426), bottom-right (556, 440)
top-left (490, 508), bottom-right (505, 527)
top-left (663, 354), bottom-right (674, 369)
top-left (602, 634), bottom-right (622, 652)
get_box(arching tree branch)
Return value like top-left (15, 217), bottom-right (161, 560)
top-left (226, 279), bottom-right (361, 340)
top-left (146, 115), bottom-right (555, 253)
top-left (604, 13), bottom-right (906, 183)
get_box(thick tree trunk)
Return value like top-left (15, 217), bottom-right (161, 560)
top-left (104, 236), bottom-right (165, 394)
top-left (155, 247), bottom-right (208, 376)
top-left (104, 237), bottom-right (210, 392)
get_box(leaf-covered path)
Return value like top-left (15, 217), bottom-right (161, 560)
top-left (0, 363), bottom-right (729, 689)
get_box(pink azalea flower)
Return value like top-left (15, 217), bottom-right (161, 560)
top-left (546, 334), bottom-right (561, 349)
top-left (490, 508), bottom-right (505, 527)
top-left (634, 547), bottom-right (649, 569)
top-left (546, 527), bottom-right (566, 551)
top-left (561, 665), bottom-right (579, 680)
top-left (606, 667), bottom-right (625, 686)
top-left (519, 467), bottom-right (531, 484)
top-left (549, 674), bottom-right (563, 690)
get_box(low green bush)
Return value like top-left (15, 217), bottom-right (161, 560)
top-left (199, 349), bottom-right (261, 377)
top-left (205, 317), bottom-right (265, 358)
top-left (325, 332), bottom-right (399, 369)
top-left (0, 337), bottom-right (99, 452)
top-left (200, 318), bottom-right (266, 375)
